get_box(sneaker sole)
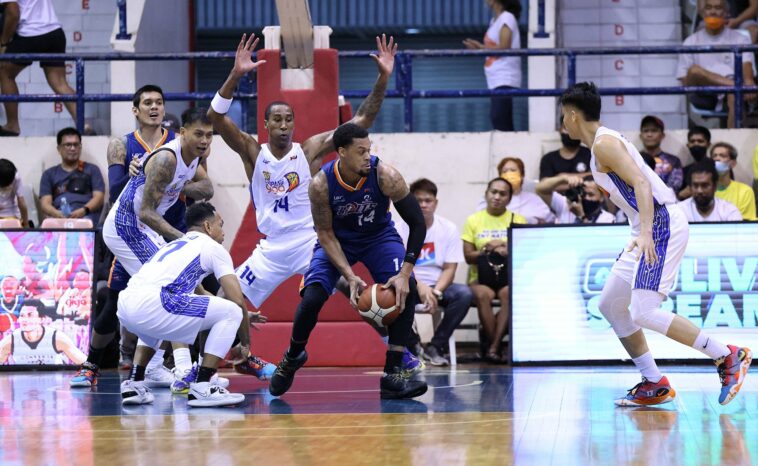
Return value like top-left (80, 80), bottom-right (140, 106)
top-left (720, 349), bottom-right (753, 406)
top-left (380, 382), bottom-right (428, 400)
top-left (144, 381), bottom-right (173, 388)
top-left (188, 395), bottom-right (245, 408)
top-left (70, 381), bottom-right (95, 388)
top-left (122, 394), bottom-right (155, 405)
top-left (614, 390), bottom-right (676, 407)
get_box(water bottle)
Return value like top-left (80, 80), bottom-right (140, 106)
top-left (60, 197), bottom-right (71, 217)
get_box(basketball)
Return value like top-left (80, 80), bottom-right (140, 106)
top-left (357, 284), bottom-right (399, 327)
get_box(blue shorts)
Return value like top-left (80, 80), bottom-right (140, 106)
top-left (303, 228), bottom-right (407, 294)
top-left (108, 258), bottom-right (130, 291)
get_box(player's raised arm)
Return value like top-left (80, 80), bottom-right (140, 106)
top-left (207, 33), bottom-right (265, 178)
top-left (377, 161), bottom-right (426, 312)
top-left (181, 164), bottom-right (214, 201)
top-left (302, 34), bottom-right (398, 173)
top-left (593, 135), bottom-right (657, 264)
top-left (139, 151), bottom-right (184, 241)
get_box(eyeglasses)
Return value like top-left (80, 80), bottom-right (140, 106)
top-left (60, 142), bottom-right (81, 149)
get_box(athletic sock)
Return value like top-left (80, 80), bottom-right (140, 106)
top-left (130, 364), bottom-right (146, 382)
top-left (197, 366), bottom-right (216, 383)
top-left (287, 339), bottom-right (306, 359)
top-left (631, 352), bottom-right (662, 383)
top-left (86, 345), bottom-right (105, 367)
top-left (693, 331), bottom-right (731, 360)
top-left (145, 349), bottom-right (165, 371)
top-left (173, 347), bottom-right (192, 373)
top-left (384, 350), bottom-right (403, 374)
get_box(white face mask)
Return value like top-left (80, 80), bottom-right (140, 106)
top-left (714, 160), bottom-right (731, 175)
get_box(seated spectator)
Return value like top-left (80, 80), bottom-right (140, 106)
top-left (39, 128), bottom-right (104, 226)
top-left (698, 0), bottom-right (758, 42)
top-left (0, 158), bottom-right (28, 227)
top-left (539, 116), bottom-right (591, 181)
top-left (678, 159), bottom-right (742, 222)
top-left (678, 126), bottom-right (712, 200)
top-left (479, 156), bottom-right (555, 224)
top-left (639, 115), bottom-right (684, 193)
top-left (710, 141), bottom-right (757, 220)
top-left (394, 178), bottom-right (473, 367)
top-left (677, 0), bottom-right (756, 128)
top-left (463, 178), bottom-right (526, 363)
top-left (753, 138), bottom-right (758, 206)
top-left (536, 174), bottom-right (615, 224)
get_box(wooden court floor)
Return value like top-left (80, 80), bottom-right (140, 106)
top-left (0, 365), bottom-right (755, 465)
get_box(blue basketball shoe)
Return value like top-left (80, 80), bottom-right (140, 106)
top-left (717, 345), bottom-right (752, 405)
top-left (70, 361), bottom-right (99, 388)
top-left (401, 348), bottom-right (424, 377)
top-left (234, 354), bottom-right (276, 380)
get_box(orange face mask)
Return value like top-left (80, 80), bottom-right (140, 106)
top-left (703, 16), bottom-right (726, 31)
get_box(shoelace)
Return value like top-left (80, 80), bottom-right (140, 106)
top-left (248, 356), bottom-right (266, 369)
top-left (626, 378), bottom-right (649, 396)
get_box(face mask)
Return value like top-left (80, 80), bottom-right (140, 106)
top-left (501, 171), bottom-right (522, 192)
top-left (714, 160), bottom-right (731, 175)
top-left (561, 133), bottom-right (582, 149)
top-left (581, 199), bottom-right (602, 217)
top-left (689, 145), bottom-right (707, 161)
top-left (703, 16), bottom-right (726, 32)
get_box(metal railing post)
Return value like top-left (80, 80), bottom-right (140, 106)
top-left (75, 59), bottom-right (85, 134)
top-left (116, 0), bottom-right (131, 40)
top-left (734, 50), bottom-right (743, 128)
top-left (397, 53), bottom-right (413, 132)
top-left (567, 53), bottom-right (576, 87)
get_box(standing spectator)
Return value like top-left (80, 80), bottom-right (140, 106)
top-left (463, 0), bottom-right (522, 131)
top-left (710, 141), bottom-right (757, 220)
top-left (39, 128), bottom-right (104, 226)
top-left (678, 126), bottom-right (712, 200)
top-left (0, 158), bottom-right (28, 226)
top-left (639, 116), bottom-right (684, 193)
top-left (677, 0), bottom-right (756, 128)
top-left (536, 174), bottom-right (616, 224)
top-left (394, 179), bottom-right (473, 366)
top-left (539, 116), bottom-right (591, 180)
top-left (678, 159), bottom-right (742, 222)
top-left (0, 0), bottom-right (76, 136)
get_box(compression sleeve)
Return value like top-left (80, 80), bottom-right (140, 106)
top-left (108, 164), bottom-right (129, 203)
top-left (393, 193), bottom-right (426, 264)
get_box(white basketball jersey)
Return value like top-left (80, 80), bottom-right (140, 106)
top-left (590, 127), bottom-right (677, 234)
top-left (250, 143), bottom-right (313, 236)
top-left (11, 328), bottom-right (64, 365)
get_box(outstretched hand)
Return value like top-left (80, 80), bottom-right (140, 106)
top-left (370, 33), bottom-right (398, 77)
top-left (233, 33), bottom-right (266, 77)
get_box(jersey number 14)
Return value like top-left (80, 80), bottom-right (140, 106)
top-left (273, 196), bottom-right (289, 213)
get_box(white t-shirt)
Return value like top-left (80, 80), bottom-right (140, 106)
top-left (677, 197), bottom-right (742, 222)
top-left (394, 214), bottom-right (464, 286)
top-left (0, 0), bottom-right (61, 37)
top-left (676, 28), bottom-right (753, 79)
top-left (0, 174), bottom-right (23, 218)
top-left (483, 11), bottom-right (522, 89)
top-left (477, 190), bottom-right (555, 224)
top-left (550, 192), bottom-right (616, 224)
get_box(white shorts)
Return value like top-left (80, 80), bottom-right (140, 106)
top-left (235, 228), bottom-right (317, 308)
top-left (103, 210), bottom-right (166, 276)
top-left (611, 204), bottom-right (689, 297)
top-left (117, 286), bottom-right (240, 349)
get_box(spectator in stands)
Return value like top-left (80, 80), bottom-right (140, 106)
top-left (639, 116), bottom-right (684, 193)
top-left (678, 126), bottom-right (712, 200)
top-left (677, 0), bottom-right (756, 128)
top-left (39, 128), bottom-right (104, 226)
top-left (677, 159), bottom-right (742, 222)
top-left (463, 177), bottom-right (526, 363)
top-left (536, 174), bottom-right (615, 224)
top-left (710, 141), bottom-right (757, 219)
top-left (753, 139), bottom-right (758, 206)
top-left (0, 0), bottom-right (76, 136)
top-left (539, 116), bottom-right (591, 180)
top-left (698, 0), bottom-right (758, 42)
top-left (394, 179), bottom-right (472, 366)
top-left (463, 0), bottom-right (522, 131)
top-left (0, 159), bottom-right (28, 227)
top-left (481, 156), bottom-right (555, 224)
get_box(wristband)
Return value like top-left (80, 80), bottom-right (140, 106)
top-left (83, 206), bottom-right (91, 215)
top-left (211, 92), bottom-right (233, 114)
top-left (403, 252), bottom-right (417, 265)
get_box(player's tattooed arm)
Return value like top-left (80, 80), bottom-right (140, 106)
top-left (139, 151), bottom-right (185, 241)
top-left (181, 164), bottom-right (214, 201)
top-left (107, 136), bottom-right (131, 202)
top-left (376, 161), bottom-right (410, 201)
top-left (106, 136), bottom-right (127, 166)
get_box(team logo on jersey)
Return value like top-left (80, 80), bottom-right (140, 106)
top-left (262, 171), bottom-right (301, 194)
top-left (335, 194), bottom-right (377, 218)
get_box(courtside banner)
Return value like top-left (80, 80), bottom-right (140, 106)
top-left (0, 230), bottom-right (93, 366)
top-left (511, 222), bottom-right (758, 363)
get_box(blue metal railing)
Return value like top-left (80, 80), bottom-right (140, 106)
top-left (1, 44), bottom-right (757, 133)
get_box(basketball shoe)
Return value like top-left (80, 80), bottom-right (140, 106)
top-left (401, 348), bottom-right (425, 377)
top-left (188, 381), bottom-right (245, 408)
top-left (269, 350), bottom-right (308, 397)
top-left (144, 365), bottom-right (174, 388)
top-left (70, 361), bottom-right (99, 388)
top-left (172, 364), bottom-right (231, 394)
top-left (234, 354), bottom-right (276, 381)
top-left (614, 376), bottom-right (676, 407)
top-left (716, 345), bottom-right (752, 405)
top-left (380, 366), bottom-right (428, 399)
top-left (121, 379), bottom-right (155, 405)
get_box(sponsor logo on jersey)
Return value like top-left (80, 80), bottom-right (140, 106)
top-left (335, 195), bottom-right (377, 218)
top-left (418, 242), bottom-right (436, 266)
top-left (262, 171), bottom-right (301, 194)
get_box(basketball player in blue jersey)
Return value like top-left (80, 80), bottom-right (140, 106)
top-left (561, 82), bottom-right (752, 406)
top-left (268, 123), bottom-right (428, 399)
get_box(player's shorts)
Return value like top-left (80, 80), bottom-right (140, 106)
top-left (303, 227), bottom-right (407, 294)
top-left (6, 28), bottom-right (66, 68)
top-left (117, 286), bottom-right (238, 349)
top-left (611, 204), bottom-right (689, 297)
top-left (107, 258), bottom-right (130, 291)
top-left (103, 210), bottom-right (165, 276)
top-left (235, 227), bottom-right (317, 308)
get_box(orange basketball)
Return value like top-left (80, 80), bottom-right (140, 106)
top-left (357, 283), bottom-right (399, 327)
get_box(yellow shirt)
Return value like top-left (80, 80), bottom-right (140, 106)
top-left (715, 180), bottom-right (757, 220)
top-left (753, 144), bottom-right (758, 180)
top-left (461, 209), bottom-right (527, 283)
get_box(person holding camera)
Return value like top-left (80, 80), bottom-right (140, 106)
top-left (462, 177), bottom-right (526, 363)
top-left (536, 173), bottom-right (615, 224)
top-left (39, 127), bottom-right (104, 226)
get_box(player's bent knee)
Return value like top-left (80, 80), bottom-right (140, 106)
top-left (629, 290), bottom-right (674, 335)
top-left (301, 284), bottom-right (329, 312)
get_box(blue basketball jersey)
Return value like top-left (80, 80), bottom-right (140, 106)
top-left (124, 129), bottom-right (175, 167)
top-left (323, 155), bottom-right (393, 242)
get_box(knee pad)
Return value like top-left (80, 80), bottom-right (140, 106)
top-left (597, 274), bottom-right (639, 339)
top-left (630, 289), bottom-right (675, 335)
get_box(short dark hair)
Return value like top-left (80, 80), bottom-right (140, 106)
top-left (640, 115), bottom-right (664, 131)
top-left (20, 299), bottom-right (44, 314)
top-left (185, 202), bottom-right (217, 228)
top-left (264, 101), bottom-right (294, 120)
top-left (689, 158), bottom-right (718, 185)
top-left (492, 0), bottom-right (522, 19)
top-left (560, 82), bottom-right (601, 121)
top-left (687, 125), bottom-right (711, 143)
top-left (0, 159), bottom-right (17, 188)
top-left (487, 177), bottom-right (512, 193)
top-left (181, 107), bottom-right (211, 128)
top-left (409, 178), bottom-right (438, 197)
top-left (710, 141), bottom-right (738, 160)
top-left (333, 123), bottom-right (369, 151)
top-left (132, 84), bottom-right (164, 108)
top-left (56, 127), bottom-right (81, 145)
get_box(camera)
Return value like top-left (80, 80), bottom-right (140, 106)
top-left (564, 184), bottom-right (585, 203)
